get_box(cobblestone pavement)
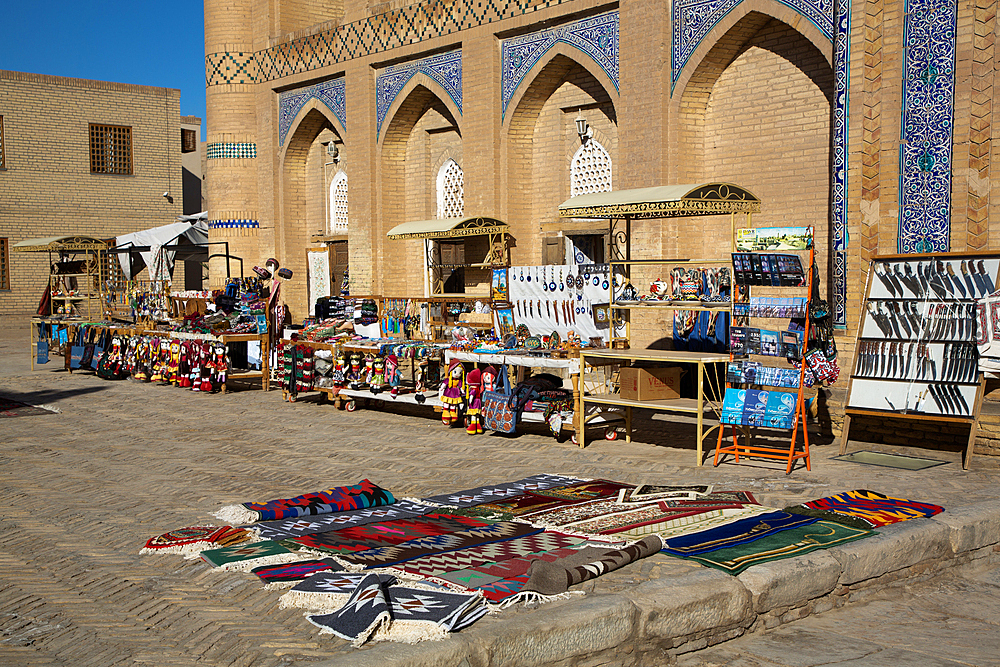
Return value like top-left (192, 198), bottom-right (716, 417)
top-left (678, 557), bottom-right (1000, 666)
top-left (1, 321), bottom-right (998, 666)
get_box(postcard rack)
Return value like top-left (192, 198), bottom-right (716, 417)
top-left (713, 226), bottom-right (815, 474)
top-left (841, 251), bottom-right (997, 469)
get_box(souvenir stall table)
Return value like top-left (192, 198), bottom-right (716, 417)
top-left (557, 183), bottom-right (760, 459)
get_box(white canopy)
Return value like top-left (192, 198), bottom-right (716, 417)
top-left (114, 215), bottom-right (209, 280)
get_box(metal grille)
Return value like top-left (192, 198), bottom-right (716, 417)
top-left (0, 238), bottom-right (9, 290)
top-left (89, 124), bottom-right (133, 174)
top-left (330, 171), bottom-right (349, 233)
top-left (437, 159), bottom-right (464, 219)
top-left (571, 139), bottom-right (613, 196)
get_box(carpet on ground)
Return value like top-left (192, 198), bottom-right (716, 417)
top-left (421, 474), bottom-right (589, 508)
top-left (200, 540), bottom-right (307, 571)
top-left (660, 511), bottom-right (819, 557)
top-left (254, 499), bottom-right (435, 540)
top-left (522, 535), bottom-right (663, 595)
top-left (252, 558), bottom-right (344, 588)
top-left (672, 520), bottom-right (877, 575)
top-left (214, 479), bottom-right (396, 524)
top-left (0, 397), bottom-right (59, 418)
top-left (616, 485), bottom-right (713, 503)
top-left (282, 513), bottom-right (493, 555)
top-left (140, 526), bottom-right (255, 556)
top-left (803, 489), bottom-right (944, 527)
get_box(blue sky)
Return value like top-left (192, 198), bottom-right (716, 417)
top-left (3, 1), bottom-right (206, 133)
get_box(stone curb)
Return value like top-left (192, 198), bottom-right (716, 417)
top-left (311, 502), bottom-right (1000, 667)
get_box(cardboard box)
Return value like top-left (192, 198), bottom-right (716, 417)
top-left (619, 366), bottom-right (682, 401)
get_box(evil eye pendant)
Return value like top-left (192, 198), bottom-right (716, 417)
top-left (593, 276), bottom-right (600, 286)
top-left (549, 281), bottom-right (557, 292)
top-left (603, 279), bottom-right (610, 290)
top-left (520, 268), bottom-right (524, 282)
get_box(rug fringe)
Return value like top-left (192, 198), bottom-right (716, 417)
top-left (213, 504), bottom-right (260, 525)
top-left (262, 581), bottom-right (298, 591)
top-left (279, 589), bottom-right (351, 611)
top-left (216, 552), bottom-right (306, 572)
top-left (373, 619), bottom-right (449, 644)
top-left (291, 548), bottom-right (365, 572)
top-left (487, 589), bottom-right (582, 611)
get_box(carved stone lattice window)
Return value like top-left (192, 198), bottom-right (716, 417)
top-left (570, 139), bottom-right (612, 196)
top-left (329, 171), bottom-right (348, 233)
top-left (436, 159), bottom-right (464, 218)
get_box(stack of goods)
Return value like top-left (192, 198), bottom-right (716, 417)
top-left (142, 476), bottom-right (943, 646)
top-left (279, 344), bottom-right (315, 395)
top-left (731, 252), bottom-right (806, 287)
top-left (732, 296), bottom-right (808, 318)
top-left (720, 387), bottom-right (797, 429)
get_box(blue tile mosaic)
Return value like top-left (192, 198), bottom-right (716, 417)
top-left (209, 219), bottom-right (260, 229)
top-left (500, 10), bottom-right (619, 120)
top-left (897, 0), bottom-right (957, 254)
top-left (831, 0), bottom-right (851, 327)
top-left (376, 49), bottom-right (462, 138)
top-left (278, 78), bottom-right (347, 147)
top-left (206, 142), bottom-right (257, 159)
top-left (670, 0), bottom-right (833, 90)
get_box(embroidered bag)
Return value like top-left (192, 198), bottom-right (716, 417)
top-left (69, 328), bottom-right (86, 369)
top-left (482, 364), bottom-right (517, 434)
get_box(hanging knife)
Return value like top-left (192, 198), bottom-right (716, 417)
top-left (913, 389), bottom-right (928, 413)
top-left (951, 384), bottom-right (970, 415)
top-left (880, 341), bottom-right (889, 376)
top-left (928, 264), bottom-right (949, 300)
top-left (928, 384), bottom-right (944, 413)
top-left (946, 262), bottom-right (966, 298)
top-left (867, 302), bottom-right (892, 336)
top-left (907, 301), bottom-right (925, 339)
top-left (978, 260), bottom-right (995, 297)
top-left (904, 342), bottom-right (915, 378)
top-left (937, 260), bottom-right (955, 296)
top-left (889, 264), bottom-right (906, 298)
top-left (888, 341), bottom-right (898, 377)
top-left (962, 260), bottom-right (979, 299)
top-left (874, 263), bottom-right (898, 297)
top-left (883, 302), bottom-right (902, 339)
top-left (928, 344), bottom-right (938, 379)
top-left (950, 304), bottom-right (960, 340)
top-left (901, 263), bottom-right (922, 297)
top-left (917, 261), bottom-right (930, 297)
top-left (891, 301), bottom-right (911, 338)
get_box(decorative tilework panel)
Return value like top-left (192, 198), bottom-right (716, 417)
top-left (207, 0), bottom-right (570, 87)
top-left (897, 0), bottom-right (957, 254)
top-left (206, 143), bottom-right (257, 159)
top-left (831, 0), bottom-right (851, 327)
top-left (670, 0), bottom-right (834, 90)
top-left (278, 78), bottom-right (346, 147)
top-left (376, 50), bottom-right (462, 137)
top-left (209, 219), bottom-right (260, 229)
top-left (500, 11), bottom-right (619, 120)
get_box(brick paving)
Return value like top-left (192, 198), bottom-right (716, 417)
top-left (1, 320), bottom-right (998, 665)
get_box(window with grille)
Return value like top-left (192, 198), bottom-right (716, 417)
top-left (181, 128), bottom-right (197, 153)
top-left (436, 159), bottom-right (464, 219)
top-left (0, 116), bottom-right (5, 169)
top-left (570, 139), bottom-right (613, 196)
top-left (329, 171), bottom-right (349, 233)
top-left (90, 123), bottom-right (133, 174)
top-left (0, 238), bottom-right (9, 290)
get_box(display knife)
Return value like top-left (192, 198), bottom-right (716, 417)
top-left (904, 342), bottom-right (914, 379)
top-left (978, 260), bottom-right (994, 297)
top-left (874, 263), bottom-right (898, 297)
top-left (917, 261), bottom-right (929, 297)
top-left (891, 301), bottom-right (911, 337)
top-left (928, 384), bottom-right (944, 413)
top-left (889, 264), bottom-right (906, 298)
top-left (936, 260), bottom-right (955, 296)
top-left (884, 303), bottom-right (902, 339)
top-left (934, 384), bottom-right (954, 414)
top-left (867, 302), bottom-right (892, 336)
top-left (946, 262), bottom-right (966, 298)
top-left (951, 384), bottom-right (970, 415)
top-left (901, 263), bottom-right (922, 297)
top-left (962, 260), bottom-right (978, 299)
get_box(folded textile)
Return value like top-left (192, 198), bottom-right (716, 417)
top-left (255, 499), bottom-right (434, 540)
top-left (252, 558), bottom-right (343, 588)
top-left (200, 539), bottom-right (305, 571)
top-left (783, 505), bottom-right (877, 530)
top-left (471, 480), bottom-right (635, 517)
top-left (679, 521), bottom-right (876, 575)
top-left (660, 511), bottom-right (819, 557)
top-left (422, 473), bottom-right (589, 508)
top-left (281, 571), bottom-right (396, 611)
top-left (140, 526), bottom-right (254, 556)
top-left (283, 513), bottom-right (493, 555)
top-left (523, 535), bottom-right (663, 596)
top-left (616, 484), bottom-right (714, 503)
top-left (339, 521), bottom-right (543, 568)
top-left (613, 506), bottom-right (774, 541)
top-left (802, 489), bottom-right (944, 527)
top-left (306, 573), bottom-right (488, 646)
top-left (214, 479), bottom-right (396, 524)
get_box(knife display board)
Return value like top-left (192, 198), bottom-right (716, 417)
top-left (842, 251), bottom-right (999, 469)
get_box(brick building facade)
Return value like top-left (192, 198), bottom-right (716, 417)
top-left (0, 71), bottom-right (186, 315)
top-left (204, 0), bottom-right (1000, 453)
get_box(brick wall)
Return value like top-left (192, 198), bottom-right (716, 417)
top-left (0, 70), bottom-right (183, 316)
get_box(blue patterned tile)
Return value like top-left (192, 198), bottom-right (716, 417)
top-left (209, 219), bottom-right (260, 229)
top-left (897, 0), bottom-right (957, 254)
top-left (831, 0), bottom-right (851, 327)
top-left (278, 78), bottom-right (346, 147)
top-left (376, 49), bottom-right (462, 137)
top-left (206, 142), bottom-right (257, 159)
top-left (500, 10), bottom-right (618, 120)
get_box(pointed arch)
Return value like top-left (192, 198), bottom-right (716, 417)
top-left (377, 72), bottom-right (463, 146)
top-left (570, 139), bottom-right (613, 196)
top-left (279, 97), bottom-right (345, 161)
top-left (436, 159), bottom-right (464, 218)
top-left (329, 170), bottom-right (348, 233)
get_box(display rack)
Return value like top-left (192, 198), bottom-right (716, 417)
top-left (840, 251), bottom-right (999, 469)
top-left (13, 236), bottom-right (109, 321)
top-left (713, 226), bottom-right (815, 474)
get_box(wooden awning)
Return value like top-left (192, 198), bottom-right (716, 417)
top-left (386, 216), bottom-right (508, 240)
top-left (12, 235), bottom-right (108, 252)
top-left (558, 183), bottom-right (761, 219)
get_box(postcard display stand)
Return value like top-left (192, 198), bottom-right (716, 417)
top-left (714, 226), bottom-right (815, 474)
top-left (841, 253), bottom-right (997, 469)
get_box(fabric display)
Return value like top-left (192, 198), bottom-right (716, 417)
top-left (283, 513), bottom-right (493, 556)
top-left (660, 511), bottom-right (820, 557)
top-left (802, 489), bottom-right (944, 527)
top-left (213, 479), bottom-right (396, 524)
top-left (200, 540), bottom-right (304, 572)
top-left (636, 266), bottom-right (732, 353)
top-left (507, 264), bottom-right (611, 342)
top-left (522, 535), bottom-right (663, 596)
top-left (254, 498), bottom-right (435, 541)
top-left (252, 558), bottom-right (344, 587)
top-left (731, 252), bottom-right (805, 287)
top-left (421, 473), bottom-right (589, 507)
top-left (140, 525), bottom-right (254, 556)
top-left (617, 485), bottom-right (713, 503)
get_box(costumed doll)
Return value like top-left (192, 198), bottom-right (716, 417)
top-left (149, 339), bottom-right (167, 382)
top-left (177, 341), bottom-right (192, 388)
top-left (210, 342), bottom-right (228, 391)
top-left (360, 353), bottom-right (375, 388)
top-left (167, 339), bottom-right (182, 385)
top-left (133, 338), bottom-right (149, 382)
top-left (346, 353), bottom-right (363, 389)
top-left (198, 341), bottom-right (214, 392)
top-left (465, 368), bottom-right (484, 435)
top-left (385, 354), bottom-right (402, 396)
top-left (331, 351), bottom-right (347, 395)
top-left (369, 356), bottom-right (386, 394)
top-left (481, 365), bottom-right (498, 395)
top-left (187, 340), bottom-right (202, 390)
top-left (440, 359), bottom-right (466, 426)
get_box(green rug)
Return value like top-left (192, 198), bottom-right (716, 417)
top-left (832, 450), bottom-right (948, 470)
top-left (671, 520), bottom-right (876, 575)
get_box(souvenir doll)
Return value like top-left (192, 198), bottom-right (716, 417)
top-left (133, 338), bottom-right (149, 382)
top-left (440, 359), bottom-right (466, 426)
top-left (385, 354), bottom-right (402, 396)
top-left (361, 353), bottom-right (375, 388)
top-left (198, 341), bottom-right (214, 392)
top-left (331, 350), bottom-right (347, 394)
top-left (211, 342), bottom-right (228, 391)
top-left (481, 365), bottom-right (498, 395)
top-left (167, 339), bottom-right (182, 385)
top-left (177, 341), bottom-right (192, 388)
top-left (346, 353), bottom-right (363, 389)
top-left (187, 341), bottom-right (202, 390)
top-left (150, 339), bottom-right (168, 382)
top-left (369, 356), bottom-right (385, 393)
top-left (465, 368), bottom-right (484, 435)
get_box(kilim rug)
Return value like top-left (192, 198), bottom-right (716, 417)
top-left (660, 511), bottom-right (819, 557)
top-left (612, 506), bottom-right (775, 541)
top-left (0, 398), bottom-right (59, 418)
top-left (560, 501), bottom-right (750, 536)
top-left (803, 490), bottom-right (944, 527)
top-left (214, 479), bottom-right (396, 524)
top-left (422, 474), bottom-right (589, 508)
top-left (523, 535), bottom-right (663, 595)
top-left (472, 480), bottom-right (635, 517)
top-left (616, 485), bottom-right (714, 503)
top-left (140, 526), bottom-right (254, 556)
top-left (338, 521), bottom-right (544, 569)
top-left (281, 571), bottom-right (397, 611)
top-left (676, 521), bottom-right (877, 575)
top-left (283, 514), bottom-right (493, 556)
top-left (305, 573), bottom-right (488, 645)
top-left (252, 558), bottom-right (344, 589)
top-left (783, 505), bottom-right (877, 531)
top-left (434, 543), bottom-right (614, 589)
top-left (254, 499), bottom-right (435, 540)
top-left (200, 540), bottom-right (306, 572)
